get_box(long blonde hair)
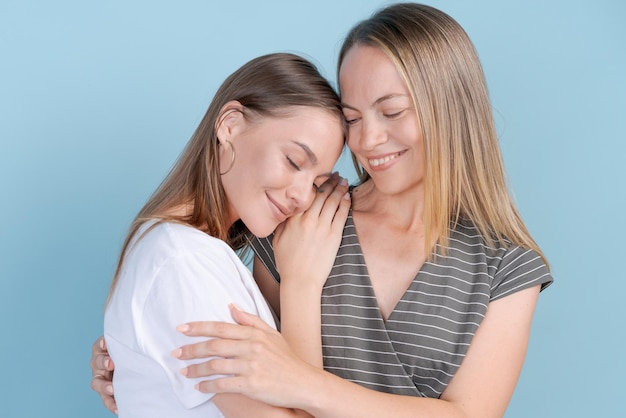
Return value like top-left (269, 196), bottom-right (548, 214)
top-left (338, 3), bottom-right (548, 264)
top-left (107, 53), bottom-right (345, 304)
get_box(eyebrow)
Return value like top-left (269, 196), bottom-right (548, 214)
top-left (294, 141), bottom-right (318, 164)
top-left (341, 93), bottom-right (410, 110)
top-left (294, 141), bottom-right (334, 178)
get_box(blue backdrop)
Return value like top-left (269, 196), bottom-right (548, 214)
top-left (1, 1), bottom-right (624, 417)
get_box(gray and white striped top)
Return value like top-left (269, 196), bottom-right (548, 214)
top-left (251, 211), bottom-right (552, 398)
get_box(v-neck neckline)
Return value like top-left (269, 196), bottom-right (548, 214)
top-left (346, 210), bottom-right (430, 325)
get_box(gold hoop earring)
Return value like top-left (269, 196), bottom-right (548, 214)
top-left (219, 140), bottom-right (236, 175)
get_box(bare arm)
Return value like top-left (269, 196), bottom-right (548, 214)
top-left (92, 323), bottom-right (304, 417)
top-left (218, 177), bottom-right (350, 417)
top-left (301, 285), bottom-right (542, 418)
top-left (176, 174), bottom-right (540, 416)
top-left (252, 174), bottom-right (349, 324)
top-left (179, 285), bottom-right (541, 418)
top-left (275, 175), bottom-right (350, 368)
top-left (213, 394), bottom-right (303, 417)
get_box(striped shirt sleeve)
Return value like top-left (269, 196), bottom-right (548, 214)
top-left (490, 246), bottom-right (553, 301)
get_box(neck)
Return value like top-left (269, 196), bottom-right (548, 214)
top-left (352, 179), bottom-right (426, 232)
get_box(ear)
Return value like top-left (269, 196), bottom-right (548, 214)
top-left (215, 100), bottom-right (245, 145)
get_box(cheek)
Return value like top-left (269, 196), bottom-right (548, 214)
top-left (400, 118), bottom-right (422, 148)
top-left (248, 147), bottom-right (283, 177)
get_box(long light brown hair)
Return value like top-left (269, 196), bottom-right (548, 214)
top-left (339, 3), bottom-right (548, 264)
top-left (107, 53), bottom-right (345, 304)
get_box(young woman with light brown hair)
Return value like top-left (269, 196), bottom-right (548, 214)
top-left (98, 52), bottom-right (349, 417)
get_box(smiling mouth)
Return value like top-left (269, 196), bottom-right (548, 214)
top-left (266, 193), bottom-right (290, 221)
top-left (368, 151), bottom-right (404, 167)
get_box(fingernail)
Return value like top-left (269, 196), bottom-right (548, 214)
top-left (230, 303), bottom-right (242, 311)
top-left (179, 367), bottom-right (188, 376)
top-left (194, 383), bottom-right (200, 391)
top-left (99, 338), bottom-right (105, 350)
top-left (340, 178), bottom-right (348, 186)
top-left (104, 358), bottom-right (110, 369)
top-left (176, 324), bottom-right (190, 333)
top-left (343, 192), bottom-right (351, 200)
top-left (105, 384), bottom-right (114, 395)
top-left (171, 348), bottom-right (182, 358)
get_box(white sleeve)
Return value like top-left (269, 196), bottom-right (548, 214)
top-left (137, 246), bottom-right (259, 409)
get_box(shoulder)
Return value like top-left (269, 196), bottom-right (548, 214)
top-left (446, 222), bottom-right (553, 299)
top-left (132, 221), bottom-right (235, 262)
top-left (121, 221), bottom-right (245, 290)
top-left (491, 244), bottom-right (553, 299)
top-left (250, 210), bottom-right (354, 285)
top-left (127, 222), bottom-right (256, 304)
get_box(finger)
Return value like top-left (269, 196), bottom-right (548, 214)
top-left (177, 321), bottom-right (253, 339)
top-left (196, 375), bottom-right (249, 394)
top-left (331, 188), bottom-right (351, 228)
top-left (229, 304), bottom-right (276, 331)
top-left (183, 357), bottom-right (245, 379)
top-left (305, 172), bottom-right (341, 216)
top-left (91, 374), bottom-right (115, 397)
top-left (174, 335), bottom-right (256, 360)
top-left (102, 393), bottom-right (119, 415)
top-left (318, 177), bottom-right (350, 224)
top-left (106, 356), bottom-right (115, 371)
top-left (175, 325), bottom-right (260, 361)
top-left (91, 337), bottom-right (116, 373)
top-left (90, 337), bottom-right (104, 362)
top-left (99, 336), bottom-right (107, 351)
top-left (92, 353), bottom-right (114, 373)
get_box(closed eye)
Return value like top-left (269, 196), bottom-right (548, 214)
top-left (384, 110), bottom-right (405, 119)
top-left (286, 156), bottom-right (301, 171)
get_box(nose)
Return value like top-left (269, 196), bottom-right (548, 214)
top-left (355, 117), bottom-right (387, 151)
top-left (286, 174), bottom-right (315, 213)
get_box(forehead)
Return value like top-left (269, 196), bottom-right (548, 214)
top-left (261, 108), bottom-right (343, 160)
top-left (339, 45), bottom-right (408, 101)
top-left (259, 106), bottom-right (340, 132)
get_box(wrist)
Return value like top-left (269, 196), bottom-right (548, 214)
top-left (280, 276), bottom-right (325, 295)
top-left (293, 366), bottom-right (332, 413)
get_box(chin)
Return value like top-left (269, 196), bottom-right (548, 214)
top-left (253, 230), bottom-right (273, 239)
top-left (244, 221), bottom-right (278, 239)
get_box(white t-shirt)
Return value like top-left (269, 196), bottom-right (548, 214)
top-left (104, 221), bottom-right (277, 418)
